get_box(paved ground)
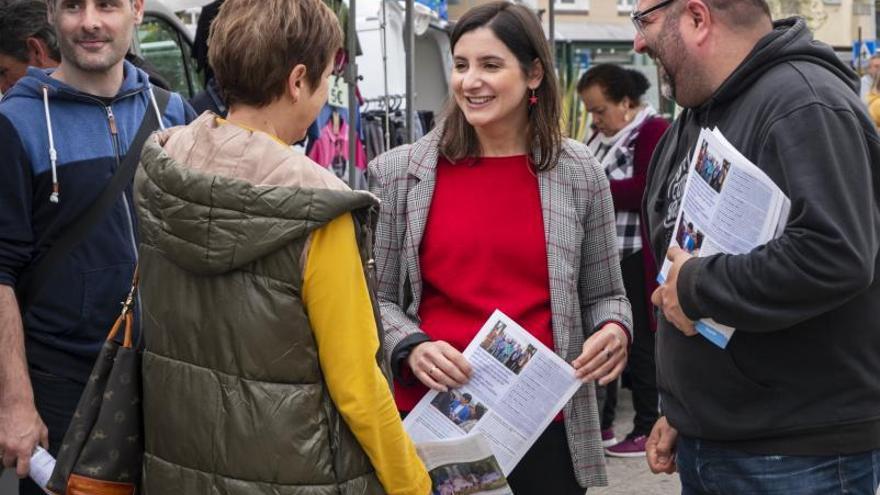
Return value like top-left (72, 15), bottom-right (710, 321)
top-left (0, 389), bottom-right (681, 495)
top-left (591, 388), bottom-right (681, 495)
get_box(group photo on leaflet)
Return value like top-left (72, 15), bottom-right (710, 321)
top-left (0, 0), bottom-right (879, 494)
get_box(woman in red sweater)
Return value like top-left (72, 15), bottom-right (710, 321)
top-left (578, 64), bottom-right (670, 458)
top-left (369, 2), bottom-right (633, 493)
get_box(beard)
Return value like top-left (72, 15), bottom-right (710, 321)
top-left (644, 45), bottom-right (677, 101)
top-left (646, 22), bottom-right (690, 105)
top-left (657, 62), bottom-right (676, 101)
top-left (57, 34), bottom-right (128, 74)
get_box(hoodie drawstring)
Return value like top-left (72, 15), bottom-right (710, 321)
top-left (42, 85), bottom-right (60, 204)
top-left (41, 85), bottom-right (165, 205)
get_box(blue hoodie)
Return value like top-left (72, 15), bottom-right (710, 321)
top-left (0, 61), bottom-right (195, 383)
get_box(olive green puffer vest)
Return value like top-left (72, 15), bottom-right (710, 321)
top-left (135, 137), bottom-right (387, 495)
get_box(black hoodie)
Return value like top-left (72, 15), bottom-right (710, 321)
top-left (643, 18), bottom-right (880, 454)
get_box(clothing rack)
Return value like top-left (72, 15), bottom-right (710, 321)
top-left (363, 93), bottom-right (410, 151)
top-left (362, 94), bottom-right (407, 110)
top-left (362, 94), bottom-right (407, 103)
top-left (344, 0), bottom-right (418, 188)
top-left (361, 105), bottom-right (433, 164)
top-left (345, 0), bottom-right (359, 188)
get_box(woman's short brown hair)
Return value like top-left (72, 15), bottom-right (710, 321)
top-left (208, 0), bottom-right (342, 108)
top-left (440, 1), bottom-right (562, 171)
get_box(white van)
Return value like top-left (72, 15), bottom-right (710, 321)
top-left (136, 0), bottom-right (200, 99)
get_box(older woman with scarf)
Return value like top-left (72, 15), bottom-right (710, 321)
top-left (578, 63), bottom-right (669, 457)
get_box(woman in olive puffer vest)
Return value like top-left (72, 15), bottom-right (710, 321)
top-left (133, 1), bottom-right (430, 494)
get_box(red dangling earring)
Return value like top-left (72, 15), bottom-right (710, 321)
top-left (528, 88), bottom-right (538, 106)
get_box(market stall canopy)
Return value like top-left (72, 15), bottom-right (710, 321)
top-left (551, 21), bottom-right (637, 42)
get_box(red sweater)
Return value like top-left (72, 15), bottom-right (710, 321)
top-left (394, 155), bottom-right (555, 412)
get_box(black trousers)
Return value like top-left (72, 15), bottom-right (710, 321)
top-left (599, 251), bottom-right (659, 437)
top-left (18, 368), bottom-right (84, 495)
top-left (507, 421), bottom-right (584, 494)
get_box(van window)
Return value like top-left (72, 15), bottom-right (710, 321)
top-left (137, 16), bottom-right (198, 98)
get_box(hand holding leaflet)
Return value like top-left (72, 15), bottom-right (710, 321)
top-left (652, 247), bottom-right (698, 338)
top-left (403, 310), bottom-right (582, 475)
top-left (407, 340), bottom-right (472, 392)
top-left (29, 446), bottom-right (56, 495)
top-left (657, 128), bottom-right (790, 348)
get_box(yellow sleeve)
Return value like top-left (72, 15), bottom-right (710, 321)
top-left (870, 98), bottom-right (880, 128)
top-left (302, 213), bottom-right (431, 495)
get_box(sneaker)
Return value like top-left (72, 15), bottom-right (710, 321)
top-left (605, 434), bottom-right (647, 457)
top-left (600, 428), bottom-right (618, 448)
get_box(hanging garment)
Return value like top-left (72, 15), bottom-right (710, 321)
top-left (308, 117), bottom-right (368, 189)
top-left (323, 0), bottom-right (363, 56)
top-left (362, 115), bottom-right (386, 162)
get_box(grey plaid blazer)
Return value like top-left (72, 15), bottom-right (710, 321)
top-left (368, 126), bottom-right (632, 488)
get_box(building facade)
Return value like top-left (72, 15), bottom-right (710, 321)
top-left (445, 0), bottom-right (876, 134)
top-left (448, 0), bottom-right (876, 52)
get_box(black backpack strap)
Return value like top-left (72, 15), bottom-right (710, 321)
top-left (18, 88), bottom-right (171, 313)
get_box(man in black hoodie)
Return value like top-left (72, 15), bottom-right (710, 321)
top-left (635, 0), bottom-right (880, 492)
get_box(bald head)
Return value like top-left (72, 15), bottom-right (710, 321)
top-left (702, 0), bottom-right (771, 30)
top-left (633, 0), bottom-right (773, 107)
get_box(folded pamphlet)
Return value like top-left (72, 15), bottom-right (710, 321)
top-left (658, 128), bottom-right (790, 348)
top-left (404, 310), bottom-right (581, 475)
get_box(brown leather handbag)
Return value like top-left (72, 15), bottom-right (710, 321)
top-left (47, 270), bottom-right (142, 495)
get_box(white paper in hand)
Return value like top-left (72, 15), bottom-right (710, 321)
top-left (404, 310), bottom-right (582, 475)
top-left (657, 128), bottom-right (790, 349)
top-left (29, 446), bottom-right (56, 494)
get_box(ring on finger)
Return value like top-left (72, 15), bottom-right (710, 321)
top-left (428, 365), bottom-right (437, 376)
top-left (605, 350), bottom-right (613, 360)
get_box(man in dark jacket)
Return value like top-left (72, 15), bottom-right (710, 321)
top-left (635, 0), bottom-right (880, 492)
top-left (188, 0), bottom-right (227, 116)
top-left (0, 1), bottom-right (193, 493)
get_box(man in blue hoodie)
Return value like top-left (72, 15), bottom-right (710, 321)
top-left (636, 0), bottom-right (880, 493)
top-left (0, 0), bottom-right (172, 96)
top-left (0, 1), bottom-right (193, 493)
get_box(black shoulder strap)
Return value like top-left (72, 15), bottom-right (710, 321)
top-left (18, 88), bottom-right (171, 313)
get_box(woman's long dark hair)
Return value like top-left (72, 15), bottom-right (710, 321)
top-left (440, 1), bottom-right (562, 171)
